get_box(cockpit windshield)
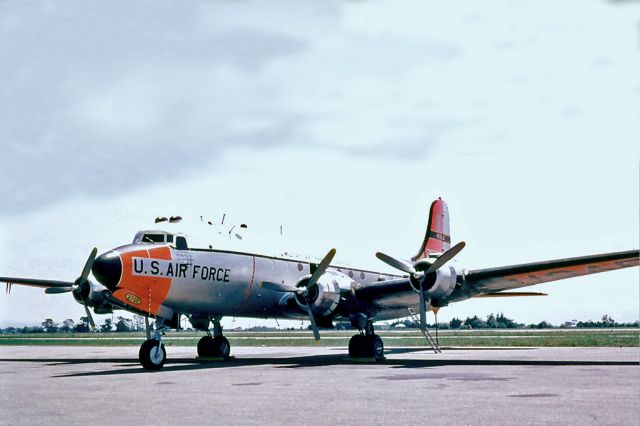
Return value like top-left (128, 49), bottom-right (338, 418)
top-left (142, 234), bottom-right (165, 243)
top-left (132, 230), bottom-right (187, 249)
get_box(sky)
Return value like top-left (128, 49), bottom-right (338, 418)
top-left (0, 0), bottom-right (638, 329)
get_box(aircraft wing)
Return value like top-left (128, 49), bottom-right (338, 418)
top-left (0, 276), bottom-right (74, 289)
top-left (464, 249), bottom-right (639, 294)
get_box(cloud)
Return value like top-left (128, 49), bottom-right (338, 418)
top-left (0, 1), bottom-right (315, 216)
top-left (0, 1), bottom-right (464, 216)
top-left (3, 0), bottom-right (636, 219)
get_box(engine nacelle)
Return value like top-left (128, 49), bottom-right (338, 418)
top-left (72, 281), bottom-right (111, 312)
top-left (295, 270), bottom-right (354, 318)
top-left (411, 265), bottom-right (458, 300)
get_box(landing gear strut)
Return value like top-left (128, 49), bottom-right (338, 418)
top-left (348, 317), bottom-right (384, 360)
top-left (197, 317), bottom-right (231, 359)
top-left (139, 317), bottom-right (167, 371)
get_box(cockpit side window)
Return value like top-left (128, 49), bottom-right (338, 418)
top-left (175, 236), bottom-right (188, 250)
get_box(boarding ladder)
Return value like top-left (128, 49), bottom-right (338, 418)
top-left (407, 307), bottom-right (442, 354)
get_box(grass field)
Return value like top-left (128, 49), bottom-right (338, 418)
top-left (0, 329), bottom-right (638, 347)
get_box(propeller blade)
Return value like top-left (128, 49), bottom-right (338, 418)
top-left (78, 247), bottom-right (98, 284)
top-left (45, 287), bottom-right (72, 294)
top-left (307, 248), bottom-right (336, 289)
top-left (424, 241), bottom-right (466, 274)
top-left (419, 281), bottom-right (426, 332)
top-left (434, 307), bottom-right (440, 346)
top-left (304, 297), bottom-right (320, 341)
top-left (375, 252), bottom-right (416, 275)
top-left (83, 302), bottom-right (96, 331)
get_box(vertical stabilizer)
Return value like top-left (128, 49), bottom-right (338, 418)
top-left (412, 198), bottom-right (451, 261)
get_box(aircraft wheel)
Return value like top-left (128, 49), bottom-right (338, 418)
top-left (348, 335), bottom-right (384, 359)
top-left (212, 336), bottom-right (231, 359)
top-left (368, 335), bottom-right (384, 360)
top-left (348, 334), bottom-right (366, 358)
top-left (139, 339), bottom-right (166, 371)
top-left (197, 336), bottom-right (216, 357)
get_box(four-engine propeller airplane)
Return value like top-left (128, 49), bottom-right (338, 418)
top-left (1, 198), bottom-right (638, 370)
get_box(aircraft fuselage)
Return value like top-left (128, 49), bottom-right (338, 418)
top-left (96, 242), bottom-right (416, 325)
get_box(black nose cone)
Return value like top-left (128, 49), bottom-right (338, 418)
top-left (92, 251), bottom-right (122, 291)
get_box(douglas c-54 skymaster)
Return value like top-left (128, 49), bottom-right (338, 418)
top-left (1, 198), bottom-right (638, 370)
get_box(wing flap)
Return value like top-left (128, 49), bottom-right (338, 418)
top-left (474, 291), bottom-right (547, 298)
top-left (465, 249), bottom-right (639, 293)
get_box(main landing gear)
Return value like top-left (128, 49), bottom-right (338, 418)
top-left (348, 317), bottom-right (384, 360)
top-left (197, 318), bottom-right (231, 359)
top-left (139, 317), bottom-right (167, 371)
top-left (138, 316), bottom-right (231, 371)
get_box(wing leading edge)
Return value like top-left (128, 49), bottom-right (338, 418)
top-left (465, 249), bottom-right (639, 294)
top-left (0, 277), bottom-right (74, 289)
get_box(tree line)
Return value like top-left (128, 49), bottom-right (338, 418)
top-left (1, 315), bottom-right (146, 334)
top-left (1, 313), bottom-right (638, 333)
top-left (388, 313), bottom-right (639, 330)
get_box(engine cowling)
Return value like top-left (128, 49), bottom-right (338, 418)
top-left (72, 281), bottom-right (111, 312)
top-left (411, 265), bottom-right (458, 299)
top-left (295, 270), bottom-right (354, 318)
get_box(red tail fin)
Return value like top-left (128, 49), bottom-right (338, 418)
top-left (412, 198), bottom-right (451, 261)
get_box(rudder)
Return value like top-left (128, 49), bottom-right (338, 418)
top-left (412, 198), bottom-right (451, 261)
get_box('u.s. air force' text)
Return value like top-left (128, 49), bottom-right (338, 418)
top-left (132, 257), bottom-right (230, 282)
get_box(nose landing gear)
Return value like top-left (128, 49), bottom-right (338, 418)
top-left (139, 317), bottom-right (167, 371)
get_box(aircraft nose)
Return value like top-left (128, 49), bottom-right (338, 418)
top-left (92, 251), bottom-right (122, 291)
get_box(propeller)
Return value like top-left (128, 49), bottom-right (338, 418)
top-left (304, 248), bottom-right (336, 340)
top-left (74, 248), bottom-right (98, 330)
top-left (375, 242), bottom-right (465, 332)
top-left (261, 248), bottom-right (337, 341)
top-left (43, 248), bottom-right (98, 330)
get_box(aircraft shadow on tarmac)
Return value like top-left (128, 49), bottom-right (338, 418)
top-left (0, 350), bottom-right (636, 378)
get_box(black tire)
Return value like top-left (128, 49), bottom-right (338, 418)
top-left (348, 334), bottom-right (366, 358)
top-left (358, 336), bottom-right (375, 358)
top-left (139, 339), bottom-right (166, 371)
top-left (212, 336), bottom-right (231, 359)
top-left (348, 335), bottom-right (384, 359)
top-left (197, 336), bottom-right (215, 357)
top-left (370, 335), bottom-right (384, 360)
